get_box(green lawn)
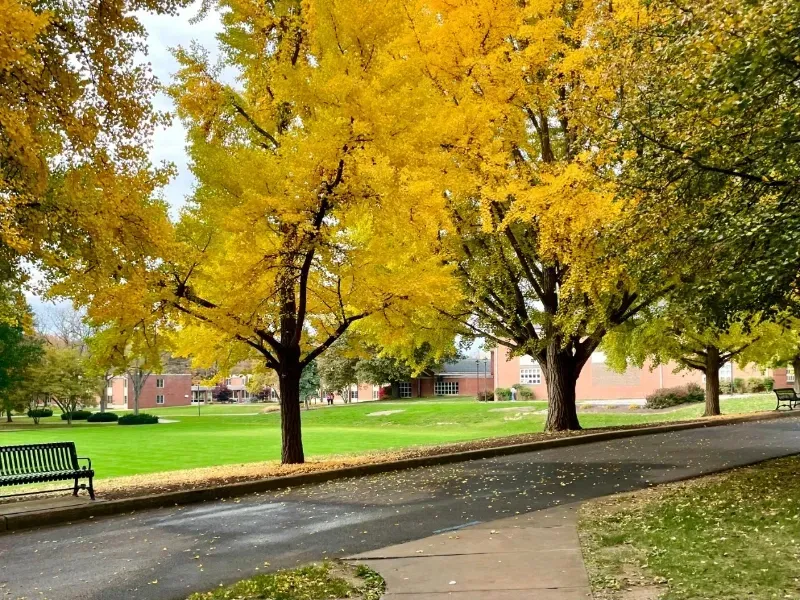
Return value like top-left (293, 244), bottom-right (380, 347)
top-left (579, 455), bottom-right (800, 599)
top-left (0, 395), bottom-right (778, 480)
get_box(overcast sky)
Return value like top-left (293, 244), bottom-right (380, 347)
top-left (141, 1), bottom-right (225, 216)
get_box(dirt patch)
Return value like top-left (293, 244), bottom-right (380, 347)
top-left (367, 410), bottom-right (405, 417)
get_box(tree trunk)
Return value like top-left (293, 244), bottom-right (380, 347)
top-left (792, 355), bottom-right (800, 395)
top-left (279, 366), bottom-right (305, 464)
top-left (5, 409), bottom-right (11, 423)
top-left (134, 395), bottom-right (139, 416)
top-left (544, 349), bottom-right (581, 431)
top-left (704, 346), bottom-right (721, 416)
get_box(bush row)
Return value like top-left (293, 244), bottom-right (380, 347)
top-left (87, 412), bottom-right (119, 422)
top-left (118, 413), bottom-right (159, 425)
top-left (27, 408), bottom-right (53, 418)
top-left (492, 387), bottom-right (535, 401)
top-left (60, 410), bottom-right (93, 421)
top-left (645, 383), bottom-right (705, 409)
top-left (721, 377), bottom-right (774, 395)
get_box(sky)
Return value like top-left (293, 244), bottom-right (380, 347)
top-left (140, 1), bottom-right (225, 216)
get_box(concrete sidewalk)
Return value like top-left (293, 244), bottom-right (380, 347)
top-left (350, 503), bottom-right (591, 599)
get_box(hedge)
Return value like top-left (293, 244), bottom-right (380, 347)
top-left (645, 383), bottom-right (705, 409)
top-left (118, 413), bottom-right (159, 425)
top-left (27, 408), bottom-right (53, 418)
top-left (87, 412), bottom-right (119, 423)
top-left (495, 387), bottom-right (511, 401)
top-left (60, 410), bottom-right (92, 421)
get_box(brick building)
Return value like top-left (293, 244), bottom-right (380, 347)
top-left (108, 373), bottom-right (192, 409)
top-left (494, 345), bottom-right (786, 401)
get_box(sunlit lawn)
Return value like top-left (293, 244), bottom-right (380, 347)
top-left (0, 395), bottom-right (778, 479)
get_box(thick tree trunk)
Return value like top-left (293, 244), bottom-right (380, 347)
top-left (5, 410), bottom-right (11, 423)
top-left (279, 366), bottom-right (305, 464)
top-left (544, 349), bottom-right (581, 431)
top-left (792, 355), bottom-right (800, 396)
top-left (704, 346), bottom-right (721, 417)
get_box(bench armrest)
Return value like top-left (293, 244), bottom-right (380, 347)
top-left (77, 456), bottom-right (92, 470)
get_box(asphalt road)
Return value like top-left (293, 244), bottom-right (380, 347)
top-left (2, 416), bottom-right (800, 600)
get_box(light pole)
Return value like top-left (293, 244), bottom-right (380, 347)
top-left (483, 358), bottom-right (488, 398)
top-left (475, 359), bottom-right (480, 400)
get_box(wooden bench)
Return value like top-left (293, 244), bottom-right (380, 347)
top-left (774, 388), bottom-right (799, 411)
top-left (0, 442), bottom-right (95, 499)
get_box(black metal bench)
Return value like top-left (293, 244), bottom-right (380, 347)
top-left (0, 442), bottom-right (95, 499)
top-left (774, 388), bottom-right (799, 411)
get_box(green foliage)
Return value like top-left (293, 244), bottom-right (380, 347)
top-left (644, 384), bottom-right (704, 410)
top-left (299, 361), bottom-right (320, 402)
top-left (26, 346), bottom-right (99, 422)
top-left (476, 390), bottom-right (493, 402)
top-left (0, 299), bottom-right (43, 421)
top-left (27, 408), bottom-right (53, 418)
top-left (118, 413), bottom-right (159, 425)
top-left (495, 388), bottom-right (511, 402)
top-left (60, 410), bottom-right (92, 421)
top-left (733, 377), bottom-right (745, 393)
top-left (514, 386), bottom-right (535, 401)
top-left (186, 562), bottom-right (385, 600)
top-left (87, 412), bottom-right (119, 423)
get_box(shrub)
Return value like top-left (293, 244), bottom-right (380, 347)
top-left (27, 408), bottom-right (53, 419)
top-left (515, 386), bottom-right (535, 401)
top-left (60, 410), bottom-right (92, 421)
top-left (118, 413), bottom-right (159, 425)
top-left (87, 412), bottom-right (119, 423)
top-left (733, 377), bottom-right (746, 393)
top-left (763, 377), bottom-right (775, 392)
top-left (719, 380), bottom-right (733, 395)
top-left (476, 390), bottom-right (493, 401)
top-left (495, 387), bottom-right (511, 401)
top-left (645, 383), bottom-right (705, 409)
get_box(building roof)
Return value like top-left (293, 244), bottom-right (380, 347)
top-left (438, 358), bottom-right (490, 375)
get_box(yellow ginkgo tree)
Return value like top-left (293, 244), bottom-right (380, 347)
top-left (71, 0), bottom-right (458, 464)
top-left (396, 0), bottom-right (665, 430)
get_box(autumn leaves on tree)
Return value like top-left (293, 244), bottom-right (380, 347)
top-left (11, 0), bottom-right (799, 463)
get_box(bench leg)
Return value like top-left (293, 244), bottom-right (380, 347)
top-left (73, 478), bottom-right (79, 496)
top-left (88, 476), bottom-right (95, 501)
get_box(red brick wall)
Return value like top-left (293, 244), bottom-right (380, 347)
top-left (127, 374), bottom-right (192, 409)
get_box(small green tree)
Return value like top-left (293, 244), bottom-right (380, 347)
top-left (31, 347), bottom-right (99, 425)
top-left (299, 361), bottom-right (320, 409)
top-left (317, 342), bottom-right (360, 403)
top-left (604, 309), bottom-right (771, 417)
top-left (0, 322), bottom-right (43, 422)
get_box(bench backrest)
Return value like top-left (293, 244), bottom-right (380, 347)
top-left (774, 388), bottom-right (798, 401)
top-left (0, 442), bottom-right (78, 476)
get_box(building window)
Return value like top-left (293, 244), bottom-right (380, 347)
top-left (719, 362), bottom-right (732, 379)
top-left (123, 379), bottom-right (127, 389)
top-left (156, 395), bottom-right (165, 405)
top-left (434, 380), bottom-right (458, 396)
top-left (520, 364), bottom-right (542, 385)
top-left (398, 382), bottom-right (412, 398)
top-left (372, 385), bottom-right (380, 400)
top-left (156, 378), bottom-right (164, 388)
top-left (788, 366), bottom-right (795, 384)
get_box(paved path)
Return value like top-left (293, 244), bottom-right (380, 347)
top-left (2, 417), bottom-right (799, 600)
top-left (351, 503), bottom-right (587, 599)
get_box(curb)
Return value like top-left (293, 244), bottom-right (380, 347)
top-left (2, 409), bottom-right (798, 534)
